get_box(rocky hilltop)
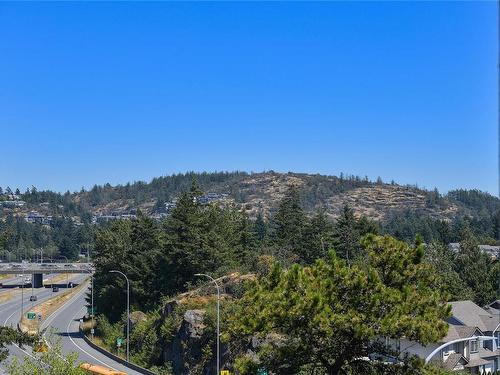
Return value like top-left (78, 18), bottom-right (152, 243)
top-left (1, 171), bottom-right (497, 224)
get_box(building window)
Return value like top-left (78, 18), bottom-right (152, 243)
top-left (470, 339), bottom-right (478, 353)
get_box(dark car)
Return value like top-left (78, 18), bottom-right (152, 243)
top-left (52, 286), bottom-right (59, 292)
top-left (29, 295), bottom-right (37, 301)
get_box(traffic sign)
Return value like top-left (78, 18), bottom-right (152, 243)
top-left (90, 328), bottom-right (95, 335)
top-left (257, 368), bottom-right (268, 375)
top-left (220, 371), bottom-right (230, 375)
top-left (37, 314), bottom-right (42, 322)
top-left (87, 307), bottom-right (96, 315)
top-left (117, 338), bottom-right (124, 347)
top-left (26, 312), bottom-right (36, 320)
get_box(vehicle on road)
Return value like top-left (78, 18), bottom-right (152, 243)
top-left (52, 286), bottom-right (59, 292)
top-left (29, 295), bottom-right (37, 301)
top-left (79, 363), bottom-right (127, 375)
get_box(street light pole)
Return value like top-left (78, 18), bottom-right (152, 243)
top-left (20, 264), bottom-right (24, 321)
top-left (195, 273), bottom-right (220, 375)
top-left (109, 270), bottom-right (130, 362)
top-left (85, 268), bottom-right (95, 341)
top-left (31, 273), bottom-right (34, 309)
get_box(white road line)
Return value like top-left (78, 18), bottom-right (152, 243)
top-left (66, 304), bottom-right (120, 371)
top-left (42, 279), bottom-right (89, 331)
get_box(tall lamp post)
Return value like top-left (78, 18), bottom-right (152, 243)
top-left (20, 263), bottom-right (25, 322)
top-left (195, 273), bottom-right (220, 375)
top-left (85, 268), bottom-right (95, 341)
top-left (109, 270), bottom-right (130, 362)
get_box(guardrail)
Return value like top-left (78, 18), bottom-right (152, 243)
top-left (79, 324), bottom-right (156, 375)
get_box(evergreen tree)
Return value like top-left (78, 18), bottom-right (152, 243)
top-left (332, 205), bottom-right (361, 262)
top-left (232, 235), bottom-right (450, 375)
top-left (455, 224), bottom-right (495, 305)
top-left (299, 208), bottom-right (334, 263)
top-left (424, 242), bottom-right (474, 301)
top-left (271, 187), bottom-right (307, 262)
top-left (253, 212), bottom-right (267, 243)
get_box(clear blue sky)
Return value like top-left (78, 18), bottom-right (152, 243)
top-left (0, 2), bottom-right (497, 194)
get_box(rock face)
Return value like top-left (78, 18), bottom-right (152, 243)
top-left (129, 311), bottom-right (148, 331)
top-left (161, 273), bottom-right (255, 375)
top-left (165, 309), bottom-right (209, 375)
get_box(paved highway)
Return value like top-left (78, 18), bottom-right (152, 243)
top-left (41, 283), bottom-right (141, 375)
top-left (0, 274), bottom-right (142, 374)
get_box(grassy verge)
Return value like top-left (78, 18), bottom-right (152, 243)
top-left (19, 279), bottom-right (89, 335)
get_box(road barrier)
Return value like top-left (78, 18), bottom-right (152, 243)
top-left (79, 324), bottom-right (156, 375)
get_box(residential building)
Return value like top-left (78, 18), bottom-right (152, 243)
top-left (400, 300), bottom-right (499, 373)
top-left (1, 200), bottom-right (26, 207)
top-left (449, 243), bottom-right (500, 259)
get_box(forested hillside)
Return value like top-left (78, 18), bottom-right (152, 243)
top-left (87, 181), bottom-right (500, 375)
top-left (0, 171), bottom-right (499, 263)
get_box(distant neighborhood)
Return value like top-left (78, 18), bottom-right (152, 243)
top-left (0, 191), bottom-right (230, 226)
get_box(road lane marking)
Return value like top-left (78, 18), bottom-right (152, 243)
top-left (42, 279), bottom-right (89, 331)
top-left (66, 305), bottom-right (120, 371)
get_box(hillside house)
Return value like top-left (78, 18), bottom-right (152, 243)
top-left (400, 300), bottom-right (499, 373)
top-left (449, 243), bottom-right (500, 259)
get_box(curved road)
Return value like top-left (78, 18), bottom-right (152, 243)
top-left (0, 274), bottom-right (142, 375)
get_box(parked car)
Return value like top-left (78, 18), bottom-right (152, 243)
top-left (29, 295), bottom-right (37, 301)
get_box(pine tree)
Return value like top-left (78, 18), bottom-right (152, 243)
top-left (232, 235), bottom-right (450, 375)
top-left (271, 186), bottom-right (307, 262)
top-left (455, 224), bottom-right (495, 305)
top-left (332, 205), bottom-right (361, 262)
top-left (253, 212), bottom-right (267, 243)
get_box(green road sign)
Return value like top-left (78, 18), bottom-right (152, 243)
top-left (257, 368), bottom-right (268, 375)
top-left (116, 338), bottom-right (124, 347)
top-left (87, 307), bottom-right (96, 315)
top-left (26, 312), bottom-right (36, 320)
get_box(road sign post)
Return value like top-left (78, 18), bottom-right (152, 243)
top-left (87, 306), bottom-right (96, 315)
top-left (26, 312), bottom-right (36, 320)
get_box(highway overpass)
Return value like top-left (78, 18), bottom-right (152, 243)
top-left (0, 263), bottom-right (94, 287)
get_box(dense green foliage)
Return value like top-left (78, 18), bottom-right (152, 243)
top-left (230, 235), bottom-right (450, 375)
top-left (86, 182), bottom-right (500, 374)
top-left (7, 342), bottom-right (86, 375)
top-left (92, 182), bottom-right (257, 322)
top-left (0, 215), bottom-right (94, 261)
top-left (1, 174), bottom-right (499, 374)
top-left (0, 327), bottom-right (34, 363)
top-left (1, 172), bottom-right (499, 266)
